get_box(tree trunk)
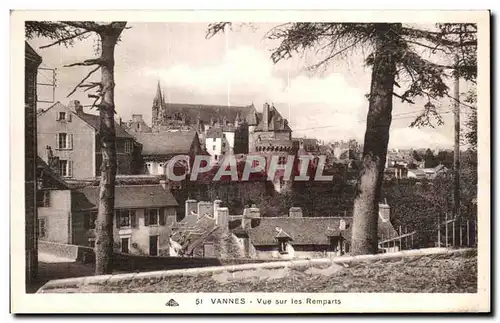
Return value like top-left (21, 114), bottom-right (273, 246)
top-left (95, 23), bottom-right (126, 275)
top-left (351, 24), bottom-right (400, 255)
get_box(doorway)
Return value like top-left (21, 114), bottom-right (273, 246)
top-left (149, 235), bottom-right (158, 256)
top-left (121, 237), bottom-right (129, 253)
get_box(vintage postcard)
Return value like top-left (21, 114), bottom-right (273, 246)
top-left (11, 10), bottom-right (490, 313)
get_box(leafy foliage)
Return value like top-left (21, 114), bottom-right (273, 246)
top-left (207, 22), bottom-right (477, 126)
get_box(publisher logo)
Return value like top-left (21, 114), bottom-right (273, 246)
top-left (166, 299), bottom-right (179, 307)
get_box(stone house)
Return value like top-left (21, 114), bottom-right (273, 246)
top-left (36, 157), bottom-right (71, 244)
top-left (37, 100), bottom-right (141, 179)
top-left (37, 181), bottom-right (179, 257)
top-left (25, 42), bottom-right (42, 287)
top-left (132, 130), bottom-right (203, 176)
top-left (72, 183), bottom-right (179, 256)
top-left (169, 199), bottom-right (398, 260)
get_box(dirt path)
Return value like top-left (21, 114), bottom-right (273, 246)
top-left (27, 253), bottom-right (95, 293)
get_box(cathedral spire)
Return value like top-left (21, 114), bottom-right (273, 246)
top-left (153, 80), bottom-right (163, 105)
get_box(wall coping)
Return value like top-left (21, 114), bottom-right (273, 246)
top-left (37, 247), bottom-right (475, 293)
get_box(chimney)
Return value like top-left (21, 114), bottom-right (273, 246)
top-left (69, 100), bottom-right (84, 116)
top-left (197, 201), bottom-right (213, 218)
top-left (46, 146), bottom-right (60, 176)
top-left (262, 103), bottom-right (269, 131)
top-left (185, 199), bottom-right (198, 224)
top-left (242, 206), bottom-right (260, 230)
top-left (159, 179), bottom-right (167, 190)
top-left (378, 202), bottom-right (391, 223)
top-left (217, 207), bottom-right (229, 231)
top-left (213, 199), bottom-right (222, 224)
top-left (289, 207), bottom-right (303, 218)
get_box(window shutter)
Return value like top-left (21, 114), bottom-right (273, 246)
top-left (68, 113), bottom-right (72, 122)
top-left (144, 210), bottom-right (150, 226)
top-left (56, 113), bottom-right (60, 121)
top-left (159, 208), bottom-right (166, 226)
top-left (68, 161), bottom-right (73, 177)
top-left (115, 211), bottom-right (120, 229)
top-left (131, 210), bottom-right (137, 228)
top-left (56, 133), bottom-right (59, 149)
top-left (69, 134), bottom-right (73, 150)
top-left (83, 213), bottom-right (90, 230)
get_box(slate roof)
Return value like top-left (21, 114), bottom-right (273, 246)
top-left (245, 214), bottom-right (398, 246)
top-left (72, 185), bottom-right (178, 211)
top-left (78, 112), bottom-right (134, 139)
top-left (133, 131), bottom-right (198, 156)
top-left (171, 214), bottom-right (218, 255)
top-left (255, 105), bottom-right (292, 132)
top-left (246, 217), bottom-right (353, 246)
top-left (163, 103), bottom-right (256, 126)
top-left (36, 156), bottom-right (68, 190)
top-left (206, 127), bottom-right (224, 139)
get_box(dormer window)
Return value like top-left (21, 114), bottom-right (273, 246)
top-left (278, 240), bottom-right (288, 254)
top-left (58, 112), bottom-right (66, 121)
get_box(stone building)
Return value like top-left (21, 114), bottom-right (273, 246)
top-left (37, 100), bottom-right (142, 179)
top-left (132, 130), bottom-right (203, 176)
top-left (40, 183), bottom-right (179, 256)
top-left (25, 42), bottom-right (42, 288)
top-left (169, 199), bottom-right (398, 260)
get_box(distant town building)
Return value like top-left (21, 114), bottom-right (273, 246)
top-left (132, 130), bottom-right (203, 175)
top-left (124, 114), bottom-right (152, 133)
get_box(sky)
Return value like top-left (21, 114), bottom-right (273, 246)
top-left (29, 22), bottom-right (472, 149)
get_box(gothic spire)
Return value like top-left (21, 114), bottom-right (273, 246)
top-left (153, 80), bottom-right (162, 105)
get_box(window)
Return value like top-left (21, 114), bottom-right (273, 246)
top-left (116, 209), bottom-right (136, 228)
top-left (88, 239), bottom-right (95, 248)
top-left (203, 243), bottom-right (215, 257)
top-left (214, 155), bottom-right (218, 161)
top-left (223, 133), bottom-right (226, 138)
top-left (278, 156), bottom-right (287, 165)
top-left (213, 138), bottom-right (216, 142)
top-left (58, 133), bottom-right (67, 149)
top-left (252, 160), bottom-right (259, 168)
top-left (124, 140), bottom-right (132, 153)
top-left (222, 143), bottom-right (226, 148)
top-left (36, 190), bottom-right (50, 207)
top-left (59, 160), bottom-right (71, 177)
top-left (278, 240), bottom-right (288, 254)
top-left (56, 133), bottom-right (72, 150)
top-left (89, 211), bottom-right (97, 229)
top-left (58, 112), bottom-right (66, 121)
top-left (38, 218), bottom-right (47, 238)
top-left (148, 209), bottom-right (159, 226)
top-left (212, 145), bottom-right (216, 150)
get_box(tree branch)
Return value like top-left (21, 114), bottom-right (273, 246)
top-left (88, 93), bottom-right (102, 109)
top-left (61, 21), bottom-right (102, 32)
top-left (67, 65), bottom-right (101, 98)
top-left (39, 30), bottom-right (91, 49)
top-left (392, 92), bottom-right (415, 104)
top-left (80, 82), bottom-right (102, 92)
top-left (64, 58), bottom-right (104, 67)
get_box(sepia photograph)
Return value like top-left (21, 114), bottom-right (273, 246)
top-left (11, 9), bottom-right (490, 313)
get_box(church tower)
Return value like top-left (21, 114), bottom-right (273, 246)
top-left (152, 80), bottom-right (164, 127)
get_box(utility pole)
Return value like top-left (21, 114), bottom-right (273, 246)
top-left (453, 55), bottom-right (460, 222)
